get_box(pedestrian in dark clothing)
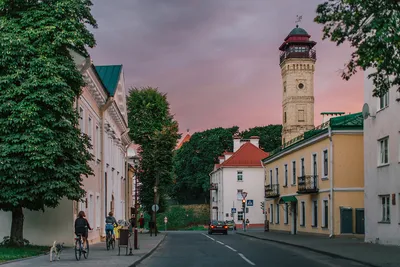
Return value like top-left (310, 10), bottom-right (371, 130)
top-left (139, 215), bottom-right (145, 233)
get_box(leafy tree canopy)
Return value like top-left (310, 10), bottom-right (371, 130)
top-left (314, 0), bottom-right (400, 97)
top-left (241, 125), bottom-right (282, 152)
top-left (0, 0), bottom-right (97, 245)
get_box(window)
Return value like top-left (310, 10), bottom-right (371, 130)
top-left (379, 137), bottom-right (389, 165)
top-left (298, 110), bottom-right (305, 122)
top-left (284, 164), bottom-right (288, 186)
top-left (237, 171), bottom-right (243, 182)
top-left (292, 161), bottom-right (296, 185)
top-left (88, 117), bottom-right (93, 144)
top-left (270, 204), bottom-right (274, 223)
top-left (323, 150), bottom-right (328, 177)
top-left (284, 203), bottom-right (289, 224)
top-left (96, 195), bottom-right (100, 228)
top-left (301, 158), bottom-right (305, 176)
top-left (269, 170), bottom-right (273, 185)
top-left (238, 211), bottom-right (244, 221)
top-left (284, 112), bottom-right (287, 123)
top-left (300, 201), bottom-right (305, 226)
top-left (312, 200), bottom-right (318, 227)
top-left (312, 154), bottom-right (317, 176)
top-left (380, 195), bottom-right (390, 222)
top-left (79, 107), bottom-right (84, 133)
top-left (89, 194), bottom-right (94, 226)
top-left (323, 200), bottom-right (328, 228)
top-left (237, 189), bottom-right (243, 200)
top-left (275, 168), bottom-right (279, 184)
top-left (275, 204), bottom-right (280, 224)
top-left (283, 81), bottom-right (286, 92)
top-left (379, 92), bottom-right (389, 110)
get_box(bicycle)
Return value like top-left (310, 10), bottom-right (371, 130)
top-left (74, 234), bottom-right (89, 260)
top-left (106, 228), bottom-right (115, 251)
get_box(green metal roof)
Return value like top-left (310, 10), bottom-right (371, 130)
top-left (95, 65), bottom-right (122, 96)
top-left (289, 25), bottom-right (309, 36)
top-left (265, 112), bottom-right (363, 161)
top-left (279, 196), bottom-right (297, 204)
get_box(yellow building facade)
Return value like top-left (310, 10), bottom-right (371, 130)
top-left (263, 113), bottom-right (364, 236)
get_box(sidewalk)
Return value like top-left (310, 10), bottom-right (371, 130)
top-left (237, 230), bottom-right (400, 267)
top-left (0, 233), bottom-right (166, 267)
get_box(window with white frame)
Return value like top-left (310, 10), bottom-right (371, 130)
top-left (275, 204), bottom-right (280, 224)
top-left (379, 91), bottom-right (389, 110)
top-left (237, 171), bottom-right (243, 182)
top-left (79, 107), bottom-right (85, 133)
top-left (301, 158), bottom-right (305, 176)
top-left (322, 149), bottom-right (328, 177)
top-left (312, 153), bottom-right (317, 176)
top-left (88, 116), bottom-right (93, 144)
top-left (238, 211), bottom-right (244, 221)
top-left (96, 125), bottom-right (100, 160)
top-left (380, 195), bottom-right (390, 222)
top-left (322, 200), bottom-right (328, 227)
top-left (284, 164), bottom-right (288, 186)
top-left (312, 200), bottom-right (318, 227)
top-left (292, 161), bottom-right (296, 184)
top-left (275, 168), bottom-right (279, 184)
top-left (270, 204), bottom-right (274, 223)
top-left (378, 137), bottom-right (389, 165)
top-left (89, 194), bottom-right (94, 226)
top-left (269, 169), bottom-right (273, 185)
top-left (96, 195), bottom-right (100, 228)
top-left (300, 201), bottom-right (305, 226)
top-left (237, 189), bottom-right (243, 200)
top-left (284, 203), bottom-right (289, 224)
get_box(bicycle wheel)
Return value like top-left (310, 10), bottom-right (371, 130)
top-left (111, 238), bottom-right (115, 249)
top-left (106, 236), bottom-right (110, 250)
top-left (75, 239), bottom-right (81, 261)
top-left (84, 241), bottom-right (89, 259)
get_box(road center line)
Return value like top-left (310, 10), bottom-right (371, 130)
top-left (238, 253), bottom-right (256, 266)
top-left (202, 233), bottom-right (215, 241)
top-left (216, 241), bottom-right (224, 245)
top-left (225, 245), bottom-right (237, 252)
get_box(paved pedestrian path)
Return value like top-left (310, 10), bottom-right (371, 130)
top-left (237, 230), bottom-right (400, 267)
top-left (0, 233), bottom-right (165, 267)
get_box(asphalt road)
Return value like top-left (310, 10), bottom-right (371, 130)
top-left (138, 231), bottom-right (367, 267)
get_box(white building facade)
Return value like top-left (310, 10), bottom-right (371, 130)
top-left (0, 51), bottom-right (131, 246)
top-left (364, 68), bottom-right (400, 245)
top-left (210, 137), bottom-right (268, 228)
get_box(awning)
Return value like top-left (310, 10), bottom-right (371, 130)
top-left (279, 196), bottom-right (297, 204)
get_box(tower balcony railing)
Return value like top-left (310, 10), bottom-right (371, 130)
top-left (210, 183), bottom-right (218, 190)
top-left (280, 49), bottom-right (316, 64)
top-left (297, 175), bottom-right (319, 194)
top-left (265, 184), bottom-right (280, 198)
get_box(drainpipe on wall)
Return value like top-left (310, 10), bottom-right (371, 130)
top-left (100, 97), bottom-right (114, 238)
top-left (328, 125), bottom-right (334, 238)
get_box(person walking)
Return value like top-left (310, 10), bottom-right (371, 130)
top-left (139, 214), bottom-right (145, 233)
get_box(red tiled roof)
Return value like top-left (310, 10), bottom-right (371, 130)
top-left (176, 134), bottom-right (191, 149)
top-left (219, 142), bottom-right (269, 167)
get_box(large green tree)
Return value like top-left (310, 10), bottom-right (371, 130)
top-left (314, 0), bottom-right (400, 97)
top-left (0, 0), bottom-right (97, 246)
top-left (241, 125), bottom-right (282, 152)
top-left (127, 87), bottom-right (180, 215)
top-left (171, 127), bottom-right (239, 204)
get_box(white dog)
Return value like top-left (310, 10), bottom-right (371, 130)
top-left (50, 241), bottom-right (64, 262)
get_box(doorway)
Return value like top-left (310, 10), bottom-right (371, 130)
top-left (291, 202), bottom-right (297, 235)
top-left (355, 208), bottom-right (365, 234)
top-left (340, 207), bottom-right (353, 234)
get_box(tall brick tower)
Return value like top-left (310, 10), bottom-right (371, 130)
top-left (279, 24), bottom-right (316, 145)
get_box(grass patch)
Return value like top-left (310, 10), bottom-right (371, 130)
top-left (0, 245), bottom-right (49, 263)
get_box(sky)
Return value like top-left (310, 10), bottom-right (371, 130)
top-left (89, 0), bottom-right (363, 135)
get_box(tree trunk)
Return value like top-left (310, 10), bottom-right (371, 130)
top-left (10, 206), bottom-right (24, 247)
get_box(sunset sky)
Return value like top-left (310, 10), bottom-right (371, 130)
top-left (89, 0), bottom-right (364, 135)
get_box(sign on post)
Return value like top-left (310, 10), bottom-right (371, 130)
top-left (246, 200), bottom-right (254, 206)
top-left (152, 204), bottom-right (159, 212)
top-left (164, 216), bottom-right (168, 231)
top-left (231, 208), bottom-right (236, 213)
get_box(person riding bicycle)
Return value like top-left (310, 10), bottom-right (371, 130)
top-left (105, 212), bottom-right (118, 240)
top-left (74, 211), bottom-right (93, 252)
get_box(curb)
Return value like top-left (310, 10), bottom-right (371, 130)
top-left (129, 233), bottom-right (167, 267)
top-left (236, 232), bottom-right (379, 267)
top-left (0, 252), bottom-right (48, 266)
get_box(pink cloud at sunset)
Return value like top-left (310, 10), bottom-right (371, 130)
top-left (88, 0), bottom-right (364, 134)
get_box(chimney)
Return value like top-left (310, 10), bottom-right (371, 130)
top-left (249, 136), bottom-right (260, 148)
top-left (233, 135), bottom-right (241, 152)
top-left (218, 156), bottom-right (225, 164)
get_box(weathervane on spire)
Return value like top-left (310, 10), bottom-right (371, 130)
top-left (295, 15), bottom-right (303, 27)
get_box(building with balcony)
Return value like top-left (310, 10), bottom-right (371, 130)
top-left (263, 113), bottom-right (364, 236)
top-left (210, 136), bottom-right (268, 228)
top-left (363, 68), bottom-right (400, 246)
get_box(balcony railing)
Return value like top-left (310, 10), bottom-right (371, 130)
top-left (297, 175), bottom-right (318, 194)
top-left (265, 184), bottom-right (280, 198)
top-left (210, 183), bottom-right (218, 190)
top-left (280, 49), bottom-right (316, 64)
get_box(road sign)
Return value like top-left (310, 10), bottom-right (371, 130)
top-left (231, 208), bottom-right (236, 213)
top-left (246, 199), bottom-right (254, 206)
top-left (152, 204), bottom-right (159, 212)
top-left (164, 216), bottom-right (168, 223)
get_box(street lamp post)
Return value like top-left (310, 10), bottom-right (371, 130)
top-left (153, 185), bottom-right (158, 237)
top-left (241, 191), bottom-right (247, 232)
top-left (132, 156), bottom-right (140, 250)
